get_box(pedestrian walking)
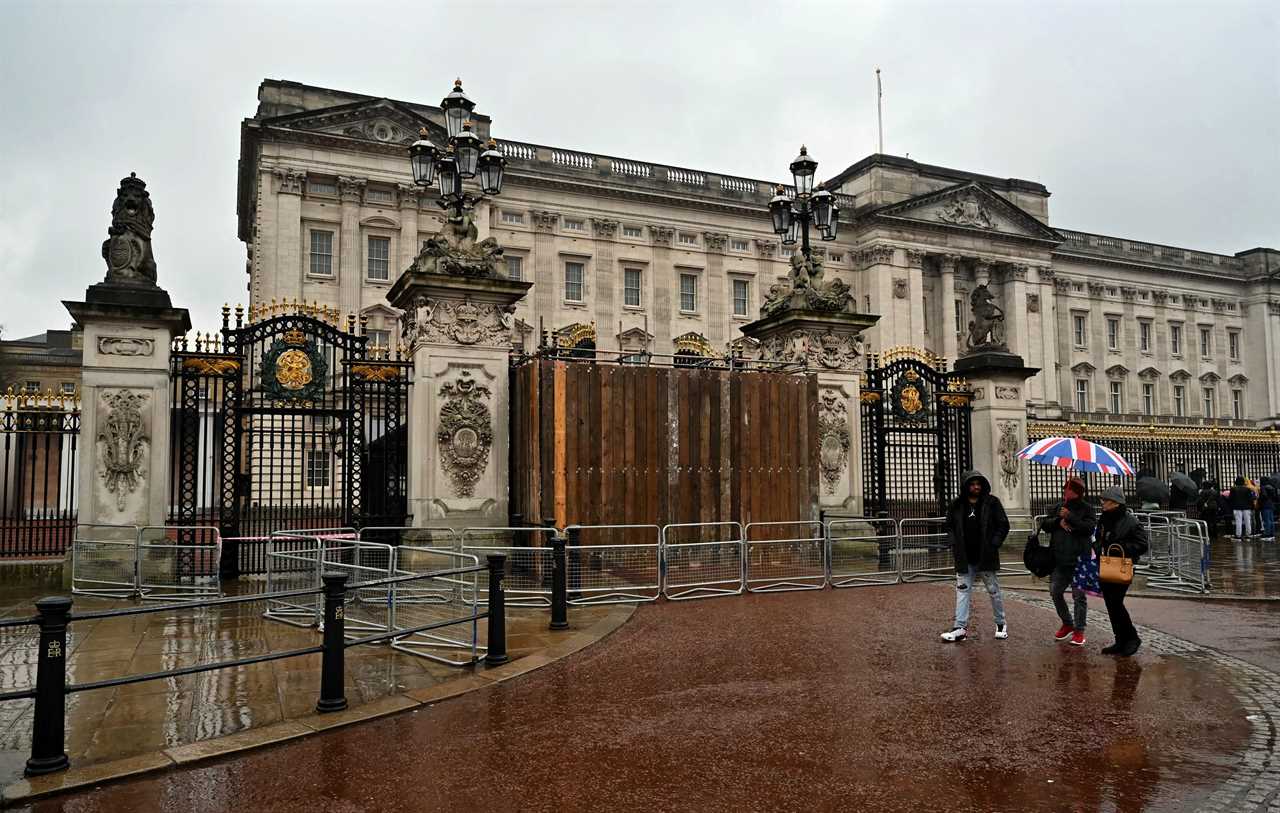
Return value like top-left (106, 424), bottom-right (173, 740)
top-left (1040, 478), bottom-right (1096, 646)
top-left (1095, 486), bottom-right (1149, 657)
top-left (1260, 478), bottom-right (1277, 541)
top-left (939, 471), bottom-right (1010, 643)
top-left (1229, 476), bottom-right (1255, 540)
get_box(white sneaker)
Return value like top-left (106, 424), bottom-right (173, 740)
top-left (994, 624), bottom-right (1009, 640)
top-left (940, 627), bottom-right (967, 642)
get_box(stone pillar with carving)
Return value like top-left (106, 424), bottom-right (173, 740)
top-left (64, 174), bottom-right (192, 533)
top-left (1035, 266), bottom-right (1058, 406)
top-left (857, 244), bottom-right (896, 353)
top-left (905, 248), bottom-right (926, 346)
top-left (271, 167), bottom-right (305, 305)
top-left (704, 232), bottom-right (729, 347)
top-left (388, 228), bottom-right (532, 530)
top-left (592, 218), bottom-right (618, 349)
top-left (742, 260), bottom-right (879, 514)
top-left (1005, 263), bottom-right (1029, 360)
top-left (954, 356), bottom-right (1039, 517)
top-left (939, 254), bottom-right (958, 362)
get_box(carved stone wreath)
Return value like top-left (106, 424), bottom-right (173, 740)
top-left (437, 372), bottom-right (493, 498)
top-left (818, 389), bottom-right (851, 495)
top-left (998, 419), bottom-right (1021, 490)
top-left (98, 389), bottom-right (149, 512)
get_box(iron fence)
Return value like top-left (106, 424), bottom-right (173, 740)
top-left (0, 395), bottom-right (80, 558)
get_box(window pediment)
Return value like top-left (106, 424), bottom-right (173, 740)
top-left (1228, 373), bottom-right (1249, 386)
top-left (1137, 367), bottom-right (1161, 380)
top-left (1070, 362), bottom-right (1096, 375)
top-left (1169, 369), bottom-right (1192, 382)
top-left (1199, 371), bottom-right (1221, 384)
top-left (1105, 364), bottom-right (1130, 378)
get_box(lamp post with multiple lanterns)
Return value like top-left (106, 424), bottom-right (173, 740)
top-left (768, 145), bottom-right (839, 261)
top-left (408, 79), bottom-right (506, 221)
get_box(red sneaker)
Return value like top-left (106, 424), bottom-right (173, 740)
top-left (1070, 630), bottom-right (1087, 646)
top-left (1054, 624), bottom-right (1074, 641)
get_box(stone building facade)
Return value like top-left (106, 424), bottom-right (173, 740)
top-left (237, 79), bottom-right (1280, 427)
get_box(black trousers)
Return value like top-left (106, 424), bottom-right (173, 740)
top-left (1101, 581), bottom-right (1138, 643)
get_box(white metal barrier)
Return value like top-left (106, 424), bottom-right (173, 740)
top-left (321, 537), bottom-right (397, 636)
top-left (661, 522), bottom-right (745, 600)
top-left (1145, 517), bottom-right (1210, 594)
top-left (71, 524), bottom-right (142, 598)
top-left (826, 517), bottom-right (899, 587)
top-left (389, 541), bottom-right (482, 666)
top-left (136, 526), bottom-right (222, 601)
top-left (745, 520), bottom-right (826, 592)
top-left (461, 526), bottom-right (555, 607)
top-left (263, 531), bottom-right (328, 627)
top-left (897, 517), bottom-right (953, 582)
top-left (564, 525), bottom-right (662, 604)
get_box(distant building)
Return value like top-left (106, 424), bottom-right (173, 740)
top-left (0, 328), bottom-right (82, 398)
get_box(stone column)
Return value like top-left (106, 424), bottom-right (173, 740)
top-left (650, 226), bottom-right (675, 353)
top-left (397, 185), bottom-right (421, 274)
top-left (271, 167), bottom-right (304, 304)
top-left (939, 254), bottom-right (958, 362)
top-left (704, 232), bottom-right (729, 347)
top-left (531, 211), bottom-right (559, 337)
top-left (388, 272), bottom-right (532, 530)
top-left (905, 249), bottom-right (926, 346)
top-left (1036, 266), bottom-right (1058, 406)
top-left (954, 353), bottom-right (1040, 517)
top-left (337, 176), bottom-right (366, 319)
top-left (858, 244), bottom-right (896, 353)
top-left (592, 218), bottom-right (619, 350)
top-left (1003, 264), bottom-right (1029, 362)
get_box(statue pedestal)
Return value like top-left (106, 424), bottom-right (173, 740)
top-left (741, 307), bottom-right (880, 515)
top-left (388, 269), bottom-right (532, 531)
top-left (953, 351), bottom-right (1040, 517)
top-left (64, 293), bottom-right (191, 531)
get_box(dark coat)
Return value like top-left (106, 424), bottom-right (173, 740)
top-left (1040, 497), bottom-right (1097, 570)
top-left (946, 471), bottom-right (1010, 573)
top-left (1094, 507), bottom-right (1149, 564)
top-left (1229, 485), bottom-right (1256, 511)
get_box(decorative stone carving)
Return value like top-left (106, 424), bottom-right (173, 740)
top-left (892, 278), bottom-right (909, 299)
top-left (273, 167), bottom-right (306, 195)
top-left (397, 184), bottom-right (420, 209)
top-left (1053, 278), bottom-right (1071, 293)
top-left (98, 336), bottom-right (155, 357)
top-left (995, 385), bottom-right (1021, 400)
top-left (937, 191), bottom-right (995, 229)
top-left (761, 251), bottom-right (854, 317)
top-left (591, 218), bottom-right (619, 238)
top-left (1026, 293), bottom-right (1040, 313)
top-left (964, 284), bottom-right (1009, 353)
top-left (102, 173), bottom-right (158, 286)
top-left (1153, 291), bottom-right (1170, 306)
top-left (531, 211), bottom-right (560, 232)
top-left (650, 225), bottom-right (675, 246)
top-left (1087, 282), bottom-right (1106, 296)
top-left (437, 372), bottom-right (493, 498)
top-left (753, 239), bottom-right (777, 259)
top-left (904, 249), bottom-right (924, 268)
top-left (405, 209), bottom-right (504, 278)
top-left (1121, 286), bottom-right (1138, 302)
top-left (98, 389), bottom-right (149, 512)
top-left (1211, 298), bottom-right (1228, 313)
top-left (759, 328), bottom-right (862, 371)
top-left (972, 387), bottom-right (986, 401)
top-left (259, 329), bottom-right (328, 403)
top-left (997, 420), bottom-right (1021, 490)
top-left (817, 389), bottom-right (851, 495)
top-left (1038, 266), bottom-right (1055, 282)
top-left (402, 296), bottom-right (513, 347)
top-left (858, 245), bottom-right (895, 268)
top-left (337, 176), bottom-right (367, 202)
top-left (1006, 264), bottom-right (1028, 281)
top-left (702, 232), bottom-right (729, 252)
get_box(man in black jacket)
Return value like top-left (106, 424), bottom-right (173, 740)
top-left (1041, 478), bottom-right (1097, 647)
top-left (1229, 476), bottom-right (1256, 539)
top-left (940, 471), bottom-right (1010, 643)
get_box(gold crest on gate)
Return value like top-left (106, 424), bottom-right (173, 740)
top-left (275, 349), bottom-right (314, 390)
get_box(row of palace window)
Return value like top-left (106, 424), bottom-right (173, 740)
top-left (308, 231), bottom-right (392, 281)
top-left (1070, 312), bottom-right (1241, 361)
top-left (498, 211), bottom-right (760, 255)
top-left (1073, 379), bottom-right (1246, 419)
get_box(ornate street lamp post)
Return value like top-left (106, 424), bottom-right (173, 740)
top-left (768, 145), bottom-right (839, 261)
top-left (409, 79), bottom-right (507, 223)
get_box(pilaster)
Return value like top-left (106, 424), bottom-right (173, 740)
top-left (337, 176), bottom-right (366, 319)
top-left (704, 232), bottom-right (729, 347)
top-left (1004, 263), bottom-right (1029, 360)
top-left (531, 210), bottom-right (559, 324)
top-left (650, 225), bottom-right (675, 353)
top-left (906, 249), bottom-right (925, 347)
top-left (271, 167), bottom-right (304, 304)
top-left (592, 218), bottom-right (619, 349)
top-left (939, 254), bottom-right (958, 362)
top-left (397, 185), bottom-right (421, 275)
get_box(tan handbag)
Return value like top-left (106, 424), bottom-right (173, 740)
top-left (1098, 543), bottom-right (1134, 585)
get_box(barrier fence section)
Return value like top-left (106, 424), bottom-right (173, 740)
top-left (744, 521), bottom-right (826, 592)
top-left (661, 522), bottom-right (744, 600)
top-left (263, 531), bottom-right (328, 628)
top-left (565, 525), bottom-right (662, 604)
top-left (321, 537), bottom-right (397, 636)
top-left (389, 541), bottom-right (482, 666)
top-left (1146, 518), bottom-right (1211, 594)
top-left (461, 526), bottom-right (555, 607)
top-left (826, 517), bottom-right (899, 587)
top-left (897, 517), bottom-right (952, 582)
top-left (70, 524), bottom-right (141, 598)
top-left (71, 524), bottom-right (222, 601)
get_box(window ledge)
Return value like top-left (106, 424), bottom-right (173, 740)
top-left (622, 305), bottom-right (646, 312)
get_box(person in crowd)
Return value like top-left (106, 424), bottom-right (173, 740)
top-left (1229, 476), bottom-right (1256, 540)
top-left (1095, 486), bottom-right (1149, 656)
top-left (940, 471), bottom-right (1010, 643)
top-left (1260, 477), bottom-right (1277, 541)
top-left (1196, 481), bottom-right (1220, 537)
top-left (1040, 478), bottom-right (1096, 646)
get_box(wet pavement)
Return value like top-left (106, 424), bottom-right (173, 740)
top-left (1205, 535), bottom-right (1280, 598)
top-left (14, 583), bottom-right (1267, 813)
top-left (0, 584), bottom-right (609, 788)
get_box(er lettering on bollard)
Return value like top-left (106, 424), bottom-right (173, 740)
top-left (26, 596), bottom-right (72, 777)
top-left (316, 571), bottom-right (350, 713)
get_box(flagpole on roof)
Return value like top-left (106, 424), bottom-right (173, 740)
top-left (875, 68), bottom-right (884, 155)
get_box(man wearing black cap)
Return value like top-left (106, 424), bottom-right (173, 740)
top-left (1040, 478), bottom-right (1096, 646)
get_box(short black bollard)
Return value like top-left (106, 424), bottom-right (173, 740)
top-left (549, 533), bottom-right (569, 631)
top-left (485, 554), bottom-right (510, 666)
top-left (25, 596), bottom-right (72, 777)
top-left (316, 571), bottom-right (349, 713)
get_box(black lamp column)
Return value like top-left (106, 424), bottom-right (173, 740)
top-left (768, 145), bottom-right (840, 259)
top-left (408, 78), bottom-right (507, 224)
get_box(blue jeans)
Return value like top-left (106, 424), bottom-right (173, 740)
top-left (954, 566), bottom-right (1006, 629)
top-left (1262, 506), bottom-right (1275, 538)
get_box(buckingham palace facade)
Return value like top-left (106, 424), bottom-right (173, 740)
top-left (236, 79), bottom-right (1280, 428)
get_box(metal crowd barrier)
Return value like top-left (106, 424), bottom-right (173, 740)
top-left (72, 524), bottom-right (222, 601)
top-left (1145, 517), bottom-right (1210, 594)
top-left (897, 517), bottom-right (952, 582)
top-left (387, 538), bottom-right (483, 666)
top-left (70, 524), bottom-right (141, 598)
top-left (461, 526), bottom-right (555, 607)
top-left (661, 522), bottom-right (745, 600)
top-left (826, 517), bottom-right (898, 587)
top-left (321, 537), bottom-right (397, 636)
top-left (564, 525), bottom-right (662, 604)
top-left (263, 531), bottom-right (328, 627)
top-left (744, 521), bottom-right (826, 592)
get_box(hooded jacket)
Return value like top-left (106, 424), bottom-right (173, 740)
top-left (945, 471), bottom-right (1010, 573)
top-left (1093, 503), bottom-right (1149, 564)
top-left (1040, 492), bottom-right (1097, 570)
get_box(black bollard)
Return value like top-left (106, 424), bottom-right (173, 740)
top-left (485, 554), bottom-right (509, 665)
top-left (316, 571), bottom-right (349, 713)
top-left (549, 533), bottom-right (569, 631)
top-left (25, 596), bottom-right (71, 777)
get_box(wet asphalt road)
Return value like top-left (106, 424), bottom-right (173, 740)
top-left (15, 584), bottom-right (1256, 813)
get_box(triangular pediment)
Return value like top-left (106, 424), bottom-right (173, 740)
top-left (1200, 371), bottom-right (1221, 384)
top-left (1138, 366), bottom-right (1162, 380)
top-left (1169, 369), bottom-right (1192, 382)
top-left (617, 326), bottom-right (653, 342)
top-left (263, 98), bottom-right (444, 146)
top-left (874, 181), bottom-right (1063, 243)
top-left (1070, 361), bottom-right (1096, 375)
top-left (1105, 364), bottom-right (1130, 378)
top-left (1229, 373), bottom-right (1249, 386)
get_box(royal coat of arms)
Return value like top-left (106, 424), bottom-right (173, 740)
top-left (260, 329), bottom-right (328, 403)
top-left (890, 368), bottom-right (931, 422)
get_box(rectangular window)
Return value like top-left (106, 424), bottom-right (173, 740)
top-left (564, 261), bottom-right (584, 302)
top-left (309, 230), bottom-right (334, 277)
top-left (1139, 321), bottom-right (1151, 353)
top-left (1232, 389), bottom-right (1244, 419)
top-left (366, 188), bottom-right (393, 204)
top-left (679, 273), bottom-right (698, 313)
top-left (678, 232), bottom-right (698, 246)
top-left (1075, 380), bottom-right (1089, 412)
top-left (732, 279), bottom-right (750, 317)
top-left (1203, 387), bottom-right (1215, 418)
top-left (1107, 317), bottom-right (1120, 350)
top-left (307, 180), bottom-right (336, 196)
top-left (367, 236), bottom-right (390, 281)
top-left (730, 238), bottom-right (750, 252)
top-left (954, 300), bottom-right (963, 334)
top-left (306, 450), bottom-right (331, 488)
top-left (504, 255), bottom-right (523, 281)
top-left (830, 252), bottom-right (844, 262)
top-left (1072, 313), bottom-right (1087, 347)
top-left (1199, 327), bottom-right (1211, 358)
top-left (564, 218), bottom-right (585, 232)
top-left (623, 225), bottom-right (644, 238)
top-left (1170, 323), bottom-right (1182, 356)
top-left (1174, 385), bottom-right (1186, 417)
top-left (1229, 330), bottom-right (1240, 360)
top-left (367, 329), bottom-right (390, 350)
top-left (500, 210), bottom-right (524, 225)
top-left (1142, 383), bottom-right (1154, 416)
top-left (1109, 381), bottom-right (1123, 413)
top-left (624, 268), bottom-right (642, 308)
top-left (23, 381), bottom-right (39, 394)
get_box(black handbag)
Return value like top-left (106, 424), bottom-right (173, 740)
top-left (1023, 534), bottom-right (1054, 577)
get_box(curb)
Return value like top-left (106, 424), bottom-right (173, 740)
top-left (1, 604), bottom-right (636, 808)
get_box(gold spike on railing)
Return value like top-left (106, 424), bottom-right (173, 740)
top-left (235, 303), bottom-right (244, 328)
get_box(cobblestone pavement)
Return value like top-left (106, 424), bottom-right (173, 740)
top-left (14, 583), bottom-right (1273, 813)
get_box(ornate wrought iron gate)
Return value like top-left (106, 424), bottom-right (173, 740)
top-left (169, 305), bottom-right (411, 576)
top-left (861, 349), bottom-right (972, 520)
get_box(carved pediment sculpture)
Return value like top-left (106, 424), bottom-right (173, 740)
top-left (268, 98), bottom-right (446, 147)
top-left (873, 181), bottom-right (1064, 243)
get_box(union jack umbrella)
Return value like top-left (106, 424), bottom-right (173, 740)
top-left (1015, 436), bottom-right (1135, 477)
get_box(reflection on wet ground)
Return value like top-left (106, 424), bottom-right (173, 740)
top-left (0, 583), bottom-right (607, 786)
top-left (1205, 534), bottom-right (1280, 597)
top-left (18, 584), bottom-right (1253, 813)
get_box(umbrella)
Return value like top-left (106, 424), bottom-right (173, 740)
top-left (1135, 475), bottom-right (1170, 506)
top-left (1170, 472), bottom-right (1198, 499)
top-left (1016, 437), bottom-right (1135, 476)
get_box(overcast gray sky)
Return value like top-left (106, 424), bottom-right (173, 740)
top-left (1, 0), bottom-right (1276, 340)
